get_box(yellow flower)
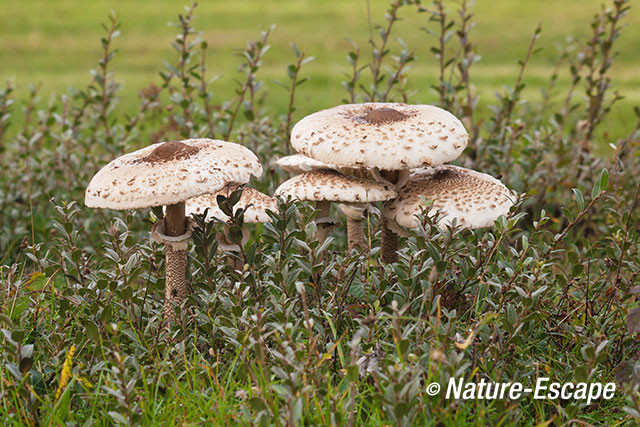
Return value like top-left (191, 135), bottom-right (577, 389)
top-left (55, 345), bottom-right (76, 402)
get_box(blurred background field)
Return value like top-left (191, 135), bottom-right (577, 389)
top-left (2, 0), bottom-right (639, 133)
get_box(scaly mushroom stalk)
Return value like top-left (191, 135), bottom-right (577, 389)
top-left (380, 217), bottom-right (399, 262)
top-left (163, 202), bottom-right (188, 317)
top-left (375, 166), bottom-right (412, 263)
top-left (337, 169), bottom-right (372, 253)
top-left (380, 169), bottom-right (401, 263)
top-left (347, 215), bottom-right (365, 251)
top-left (339, 204), bottom-right (366, 252)
top-left (315, 200), bottom-right (333, 244)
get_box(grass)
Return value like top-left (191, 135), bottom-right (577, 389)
top-left (2, 0), bottom-right (640, 124)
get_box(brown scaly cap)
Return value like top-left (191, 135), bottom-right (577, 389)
top-left (186, 184), bottom-right (277, 223)
top-left (384, 165), bottom-right (515, 229)
top-left (85, 138), bottom-right (263, 210)
top-left (291, 102), bottom-right (469, 170)
top-left (274, 168), bottom-right (397, 203)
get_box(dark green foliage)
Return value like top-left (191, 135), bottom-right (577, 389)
top-left (0, 0), bottom-right (639, 425)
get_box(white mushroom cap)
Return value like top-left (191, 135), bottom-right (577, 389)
top-left (291, 103), bottom-right (468, 170)
top-left (85, 139), bottom-right (263, 210)
top-left (274, 169), bottom-right (397, 203)
top-left (384, 165), bottom-right (515, 229)
top-left (185, 185), bottom-right (277, 223)
top-left (272, 154), bottom-right (333, 174)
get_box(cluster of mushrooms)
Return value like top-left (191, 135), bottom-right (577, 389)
top-left (85, 102), bottom-right (515, 318)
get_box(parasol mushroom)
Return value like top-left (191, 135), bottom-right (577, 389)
top-left (274, 168), bottom-right (396, 247)
top-left (186, 184), bottom-right (277, 270)
top-left (85, 138), bottom-right (262, 317)
top-left (290, 102), bottom-right (469, 262)
top-left (383, 165), bottom-right (515, 232)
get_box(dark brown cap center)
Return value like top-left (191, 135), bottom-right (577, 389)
top-left (142, 141), bottom-right (200, 163)
top-left (360, 108), bottom-right (407, 125)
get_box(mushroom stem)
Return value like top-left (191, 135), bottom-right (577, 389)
top-left (396, 169), bottom-right (412, 189)
top-left (163, 201), bottom-right (189, 318)
top-left (317, 200), bottom-right (331, 218)
top-left (380, 216), bottom-right (399, 263)
top-left (347, 215), bottom-right (365, 251)
top-left (315, 200), bottom-right (332, 244)
top-left (339, 204), bottom-right (366, 252)
top-left (165, 202), bottom-right (186, 236)
top-left (379, 170), bottom-right (400, 263)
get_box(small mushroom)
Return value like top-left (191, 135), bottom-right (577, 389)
top-left (274, 169), bottom-right (397, 248)
top-left (85, 138), bottom-right (262, 318)
top-left (186, 184), bottom-right (277, 270)
top-left (273, 155), bottom-right (375, 251)
top-left (187, 184), bottom-right (276, 224)
top-left (290, 102), bottom-right (469, 263)
top-left (383, 165), bottom-right (516, 231)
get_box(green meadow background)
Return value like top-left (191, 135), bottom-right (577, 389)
top-left (2, 0), bottom-right (639, 130)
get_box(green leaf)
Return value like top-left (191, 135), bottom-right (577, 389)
top-left (108, 411), bottom-right (129, 425)
top-left (85, 322), bottom-right (100, 343)
top-left (591, 168), bottom-right (608, 199)
top-left (507, 304), bottom-right (517, 326)
top-left (572, 188), bottom-right (584, 211)
top-left (346, 365), bottom-right (359, 382)
top-left (287, 64), bottom-right (297, 80)
top-left (600, 168), bottom-right (609, 191)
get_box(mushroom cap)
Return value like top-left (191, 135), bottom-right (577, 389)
top-left (85, 139), bottom-right (263, 210)
top-left (274, 168), bottom-right (397, 203)
top-left (337, 203), bottom-right (368, 219)
top-left (272, 154), bottom-right (333, 174)
top-left (291, 102), bottom-right (468, 170)
top-left (186, 185), bottom-right (277, 223)
top-left (384, 165), bottom-right (515, 230)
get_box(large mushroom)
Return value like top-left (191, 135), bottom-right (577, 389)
top-left (384, 165), bottom-right (515, 231)
top-left (85, 138), bottom-right (262, 317)
top-left (186, 184), bottom-right (277, 270)
top-left (290, 102), bottom-right (469, 262)
top-left (274, 169), bottom-right (397, 248)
